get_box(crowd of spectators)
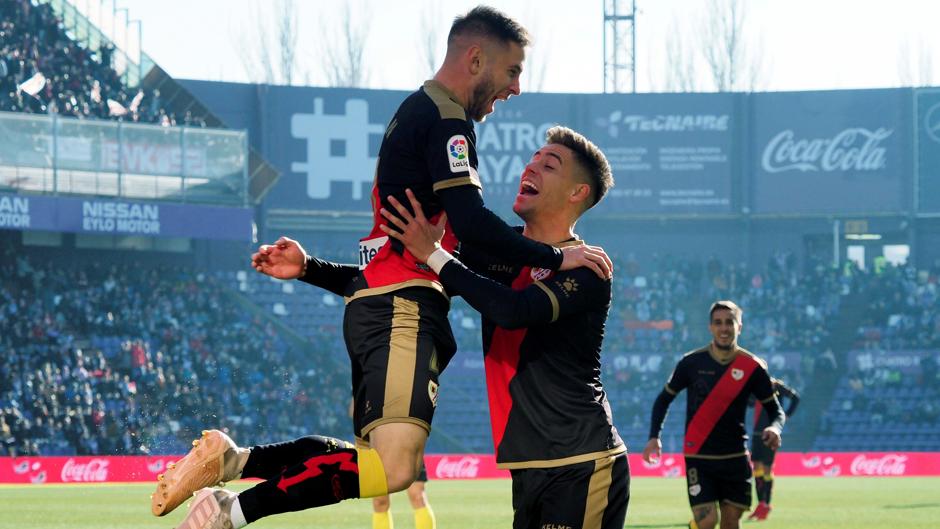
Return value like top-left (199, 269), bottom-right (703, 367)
top-left (0, 243), bottom-right (350, 457)
top-left (600, 250), bottom-right (849, 358)
top-left (5, 231), bottom-right (940, 456)
top-left (853, 261), bottom-right (940, 350)
top-left (0, 0), bottom-right (200, 126)
top-left (814, 350), bottom-right (939, 451)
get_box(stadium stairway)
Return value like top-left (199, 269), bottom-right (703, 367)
top-left (787, 287), bottom-right (870, 450)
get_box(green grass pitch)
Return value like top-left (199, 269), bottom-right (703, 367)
top-left (0, 477), bottom-right (937, 528)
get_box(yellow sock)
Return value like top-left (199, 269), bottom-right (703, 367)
top-left (357, 448), bottom-right (389, 498)
top-left (372, 510), bottom-right (393, 529)
top-left (689, 520), bottom-right (699, 529)
top-left (753, 467), bottom-right (765, 478)
top-left (414, 505), bottom-right (436, 529)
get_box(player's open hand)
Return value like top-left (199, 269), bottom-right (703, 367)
top-left (251, 236), bottom-right (308, 279)
top-left (379, 188), bottom-right (447, 263)
top-left (762, 427), bottom-right (782, 450)
top-left (642, 438), bottom-right (662, 464)
top-left (560, 244), bottom-right (613, 280)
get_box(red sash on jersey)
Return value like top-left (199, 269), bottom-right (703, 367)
top-left (360, 183), bottom-right (458, 289)
top-left (486, 266), bottom-right (554, 453)
top-left (684, 353), bottom-right (758, 455)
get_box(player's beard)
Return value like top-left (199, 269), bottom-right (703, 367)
top-left (713, 338), bottom-right (736, 351)
top-left (468, 73), bottom-right (496, 122)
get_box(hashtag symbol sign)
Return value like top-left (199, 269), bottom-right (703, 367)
top-left (291, 98), bottom-right (385, 201)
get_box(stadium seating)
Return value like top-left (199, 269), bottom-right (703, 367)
top-left (0, 0), bottom-right (181, 125)
top-left (5, 237), bottom-right (940, 456)
top-left (0, 243), bottom-right (351, 457)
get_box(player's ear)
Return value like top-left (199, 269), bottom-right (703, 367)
top-left (569, 183), bottom-right (592, 208)
top-left (467, 44), bottom-right (484, 75)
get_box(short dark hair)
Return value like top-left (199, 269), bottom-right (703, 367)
top-left (545, 126), bottom-right (614, 209)
top-left (448, 5), bottom-right (530, 48)
top-left (710, 300), bottom-right (743, 324)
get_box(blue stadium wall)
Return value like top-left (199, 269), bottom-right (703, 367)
top-left (180, 80), bottom-right (937, 268)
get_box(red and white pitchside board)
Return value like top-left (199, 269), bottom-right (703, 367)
top-left (1, 453), bottom-right (938, 484)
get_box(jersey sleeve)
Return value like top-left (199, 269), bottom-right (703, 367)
top-left (753, 364), bottom-right (786, 431)
top-left (297, 256), bottom-right (359, 296)
top-left (438, 187), bottom-right (564, 270)
top-left (665, 356), bottom-right (691, 395)
top-left (437, 261), bottom-right (609, 329)
top-left (777, 380), bottom-right (801, 417)
top-left (427, 119), bottom-right (482, 193)
top-left (531, 267), bottom-right (611, 323)
top-left (751, 364), bottom-right (777, 403)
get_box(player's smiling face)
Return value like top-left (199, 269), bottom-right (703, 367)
top-left (468, 41), bottom-right (524, 122)
top-left (709, 308), bottom-right (741, 350)
top-left (512, 143), bottom-right (575, 219)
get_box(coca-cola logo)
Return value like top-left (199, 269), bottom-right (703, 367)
top-left (924, 103), bottom-right (940, 144)
top-left (850, 454), bottom-right (908, 476)
top-left (434, 456), bottom-right (480, 479)
top-left (61, 458), bottom-right (110, 482)
top-left (761, 128), bottom-right (892, 173)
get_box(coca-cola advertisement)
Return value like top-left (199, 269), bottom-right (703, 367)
top-left (0, 456), bottom-right (173, 484)
top-left (3, 453), bottom-right (940, 484)
top-left (426, 455), bottom-right (508, 479)
top-left (751, 88), bottom-right (913, 214)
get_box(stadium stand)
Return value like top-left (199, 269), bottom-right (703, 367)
top-left (0, 0), bottom-right (183, 125)
top-left (0, 242), bottom-right (351, 457)
top-left (6, 225), bottom-right (938, 457)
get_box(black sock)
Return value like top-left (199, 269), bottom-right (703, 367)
top-left (754, 476), bottom-right (766, 503)
top-left (238, 447), bottom-right (363, 523)
top-left (241, 435), bottom-right (352, 480)
top-left (764, 477), bottom-right (774, 504)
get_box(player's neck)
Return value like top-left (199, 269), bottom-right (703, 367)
top-left (431, 71), bottom-right (470, 111)
top-left (522, 218), bottom-right (576, 246)
top-left (709, 342), bottom-right (739, 363)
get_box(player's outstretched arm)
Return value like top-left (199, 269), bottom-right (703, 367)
top-left (252, 236), bottom-right (307, 279)
top-left (251, 236), bottom-right (358, 296)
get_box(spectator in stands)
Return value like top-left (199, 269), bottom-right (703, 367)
top-left (0, 0), bottom-right (182, 125)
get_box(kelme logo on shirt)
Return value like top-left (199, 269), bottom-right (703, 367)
top-left (447, 135), bottom-right (470, 173)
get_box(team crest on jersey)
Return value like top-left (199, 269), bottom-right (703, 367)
top-left (688, 484), bottom-right (702, 496)
top-left (447, 135), bottom-right (470, 173)
top-left (731, 368), bottom-right (744, 381)
top-left (562, 278), bottom-right (579, 294)
top-left (530, 267), bottom-right (552, 281)
top-left (428, 380), bottom-right (439, 408)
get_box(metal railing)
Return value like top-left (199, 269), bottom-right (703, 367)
top-left (41, 0), bottom-right (155, 88)
top-left (0, 111), bottom-right (249, 206)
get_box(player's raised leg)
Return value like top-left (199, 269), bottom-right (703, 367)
top-left (152, 429), bottom-right (249, 516)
